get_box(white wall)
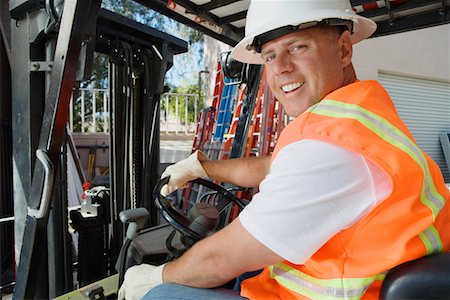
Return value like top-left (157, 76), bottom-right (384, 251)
top-left (353, 24), bottom-right (450, 81)
top-left (203, 34), bottom-right (232, 105)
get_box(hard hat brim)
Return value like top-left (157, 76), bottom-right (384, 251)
top-left (231, 13), bottom-right (376, 65)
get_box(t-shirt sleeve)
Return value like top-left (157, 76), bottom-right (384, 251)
top-left (238, 139), bottom-right (386, 264)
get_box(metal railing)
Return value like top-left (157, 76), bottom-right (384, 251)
top-left (69, 89), bottom-right (201, 135)
top-left (161, 93), bottom-right (200, 135)
top-left (69, 88), bottom-right (109, 133)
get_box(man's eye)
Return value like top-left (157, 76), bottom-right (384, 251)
top-left (290, 45), bottom-right (305, 53)
top-left (264, 55), bottom-right (275, 63)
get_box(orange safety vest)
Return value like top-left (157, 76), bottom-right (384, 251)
top-left (240, 80), bottom-right (450, 300)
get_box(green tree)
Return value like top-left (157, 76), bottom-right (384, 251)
top-left (101, 0), bottom-right (204, 86)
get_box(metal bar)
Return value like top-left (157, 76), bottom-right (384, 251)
top-left (165, 94), bottom-right (169, 134)
top-left (185, 95), bottom-right (188, 134)
top-left (146, 41), bottom-right (171, 226)
top-left (123, 42), bottom-right (135, 210)
top-left (0, 20), bottom-right (14, 293)
top-left (69, 96), bottom-right (73, 131)
top-left (230, 65), bottom-right (263, 159)
top-left (9, 0), bottom-right (42, 20)
top-left (13, 1), bottom-right (101, 298)
top-left (0, 282), bottom-right (15, 292)
top-left (96, 9), bottom-right (188, 55)
top-left (11, 7), bottom-right (47, 269)
top-left (108, 60), bottom-right (124, 274)
top-left (0, 1), bottom-right (11, 64)
top-left (134, 0), bottom-right (241, 46)
top-left (131, 45), bottom-right (142, 209)
top-left (361, 0), bottom-right (444, 18)
top-left (81, 89), bottom-right (85, 133)
top-left (373, 6), bottom-right (450, 37)
top-left (175, 95), bottom-right (179, 134)
top-left (0, 216), bottom-right (14, 223)
top-left (198, 0), bottom-right (238, 11)
top-left (219, 11), bottom-right (247, 24)
top-left (103, 90), bottom-right (108, 133)
top-left (194, 95), bottom-right (198, 128)
top-left (26, 150), bottom-right (54, 219)
top-left (79, 87), bottom-right (107, 92)
top-left (48, 134), bottom-right (72, 297)
top-left (92, 90), bottom-right (96, 132)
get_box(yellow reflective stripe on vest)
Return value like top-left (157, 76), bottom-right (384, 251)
top-left (419, 224), bottom-right (444, 255)
top-left (269, 263), bottom-right (384, 300)
top-left (309, 99), bottom-right (445, 220)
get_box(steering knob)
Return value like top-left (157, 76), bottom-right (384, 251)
top-left (188, 203), bottom-right (219, 237)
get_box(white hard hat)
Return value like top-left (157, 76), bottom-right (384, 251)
top-left (231, 0), bottom-right (377, 64)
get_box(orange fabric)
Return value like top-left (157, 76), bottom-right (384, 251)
top-left (241, 80), bottom-right (450, 299)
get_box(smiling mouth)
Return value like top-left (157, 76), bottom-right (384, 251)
top-left (281, 82), bottom-right (304, 93)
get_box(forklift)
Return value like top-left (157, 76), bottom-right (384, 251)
top-left (0, 0), bottom-right (449, 299)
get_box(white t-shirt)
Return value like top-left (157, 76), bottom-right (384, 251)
top-left (239, 139), bottom-right (392, 264)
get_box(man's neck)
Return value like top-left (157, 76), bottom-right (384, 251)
top-left (342, 63), bottom-right (357, 86)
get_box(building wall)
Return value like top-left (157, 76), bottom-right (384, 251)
top-left (353, 24), bottom-right (450, 81)
top-left (353, 24), bottom-right (450, 183)
top-left (203, 34), bottom-right (232, 105)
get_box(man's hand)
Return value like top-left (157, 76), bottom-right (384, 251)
top-left (161, 150), bottom-right (208, 196)
top-left (118, 264), bottom-right (165, 300)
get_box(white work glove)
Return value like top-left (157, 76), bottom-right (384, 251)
top-left (118, 263), bottom-right (165, 300)
top-left (161, 150), bottom-right (208, 196)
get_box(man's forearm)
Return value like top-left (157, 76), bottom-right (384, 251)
top-left (162, 234), bottom-right (241, 288)
top-left (161, 218), bottom-right (283, 289)
top-left (202, 156), bottom-right (271, 188)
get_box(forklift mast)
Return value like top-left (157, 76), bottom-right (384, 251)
top-left (5, 0), bottom-right (188, 298)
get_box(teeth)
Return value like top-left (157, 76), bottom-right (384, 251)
top-left (282, 82), bottom-right (303, 92)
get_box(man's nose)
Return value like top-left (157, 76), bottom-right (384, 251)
top-left (272, 54), bottom-right (294, 75)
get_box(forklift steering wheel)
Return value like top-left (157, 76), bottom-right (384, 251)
top-left (154, 177), bottom-right (247, 242)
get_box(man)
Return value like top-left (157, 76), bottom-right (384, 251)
top-left (119, 0), bottom-right (450, 299)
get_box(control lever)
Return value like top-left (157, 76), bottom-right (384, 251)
top-left (119, 208), bottom-right (151, 239)
top-left (116, 208), bottom-right (150, 287)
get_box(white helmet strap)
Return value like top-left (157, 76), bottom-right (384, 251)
top-left (246, 18), bottom-right (354, 53)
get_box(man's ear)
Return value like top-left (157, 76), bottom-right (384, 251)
top-left (338, 30), bottom-right (353, 68)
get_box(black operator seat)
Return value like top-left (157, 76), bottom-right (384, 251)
top-left (380, 252), bottom-right (450, 299)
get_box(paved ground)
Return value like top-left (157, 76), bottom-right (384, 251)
top-left (160, 137), bottom-right (193, 164)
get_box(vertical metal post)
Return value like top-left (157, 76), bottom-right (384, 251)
top-left (48, 135), bottom-right (71, 298)
top-left (11, 7), bottom-right (46, 274)
top-left (92, 90), bottom-right (96, 132)
top-left (81, 89), bottom-right (85, 133)
top-left (108, 60), bottom-right (125, 274)
top-left (185, 95), bottom-right (188, 134)
top-left (230, 65), bottom-right (263, 159)
top-left (103, 90), bottom-right (108, 133)
top-left (0, 1), bottom-right (11, 64)
top-left (0, 9), bottom-right (13, 295)
top-left (165, 94), bottom-right (169, 134)
top-left (194, 94), bottom-right (198, 127)
top-left (175, 95), bottom-right (179, 134)
top-left (69, 97), bottom-right (73, 132)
